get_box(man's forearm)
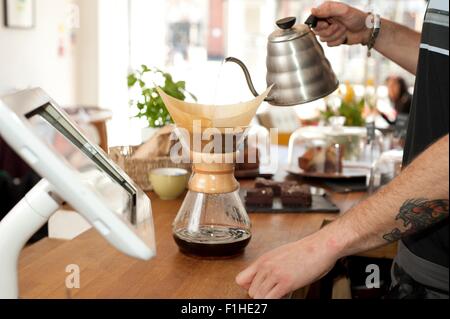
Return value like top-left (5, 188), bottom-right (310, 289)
top-left (373, 18), bottom-right (421, 74)
top-left (320, 134), bottom-right (449, 258)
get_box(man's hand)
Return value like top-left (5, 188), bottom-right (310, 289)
top-left (236, 233), bottom-right (339, 299)
top-left (311, 1), bottom-right (372, 47)
top-left (311, 0), bottom-right (421, 73)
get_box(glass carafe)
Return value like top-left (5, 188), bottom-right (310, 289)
top-left (172, 129), bottom-right (252, 258)
top-left (173, 189), bottom-right (251, 257)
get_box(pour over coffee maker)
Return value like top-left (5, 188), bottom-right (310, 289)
top-left (157, 87), bottom-right (271, 257)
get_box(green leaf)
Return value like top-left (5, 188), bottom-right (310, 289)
top-left (187, 91), bottom-right (198, 102)
top-left (127, 74), bottom-right (137, 88)
top-left (127, 66), bottom-right (197, 128)
top-left (175, 81), bottom-right (186, 89)
top-left (142, 88), bottom-right (152, 97)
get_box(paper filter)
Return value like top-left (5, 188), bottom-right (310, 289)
top-left (157, 86), bottom-right (273, 132)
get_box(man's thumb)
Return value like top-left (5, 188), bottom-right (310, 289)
top-left (312, 1), bottom-right (348, 18)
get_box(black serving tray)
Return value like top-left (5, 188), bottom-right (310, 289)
top-left (321, 179), bottom-right (368, 193)
top-left (235, 168), bottom-right (274, 180)
top-left (240, 187), bottom-right (340, 214)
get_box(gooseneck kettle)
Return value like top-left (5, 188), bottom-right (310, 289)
top-left (225, 16), bottom-right (339, 107)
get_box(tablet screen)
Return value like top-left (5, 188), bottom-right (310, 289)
top-left (25, 103), bottom-right (154, 247)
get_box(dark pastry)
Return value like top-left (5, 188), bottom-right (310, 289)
top-left (245, 187), bottom-right (273, 207)
top-left (280, 180), bottom-right (298, 188)
top-left (236, 144), bottom-right (260, 171)
top-left (280, 184), bottom-right (312, 207)
top-left (255, 177), bottom-right (281, 196)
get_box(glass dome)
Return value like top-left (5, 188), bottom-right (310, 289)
top-left (287, 125), bottom-right (384, 174)
top-left (367, 149), bottom-right (403, 194)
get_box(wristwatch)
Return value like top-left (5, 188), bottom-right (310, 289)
top-left (366, 13), bottom-right (381, 57)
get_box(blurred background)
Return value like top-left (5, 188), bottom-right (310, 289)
top-left (0, 0), bottom-right (427, 147)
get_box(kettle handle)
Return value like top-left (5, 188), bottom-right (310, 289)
top-left (304, 14), bottom-right (326, 28)
top-left (224, 57), bottom-right (274, 102)
top-left (305, 15), bottom-right (347, 44)
top-left (276, 16), bottom-right (324, 29)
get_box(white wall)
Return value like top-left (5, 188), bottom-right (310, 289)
top-left (75, 0), bottom-right (132, 146)
top-left (75, 0), bottom-right (100, 106)
top-left (0, 0), bottom-right (77, 105)
top-left (129, 0), bottom-right (167, 69)
top-left (0, 0), bottom-right (134, 148)
top-left (97, 0), bottom-right (131, 146)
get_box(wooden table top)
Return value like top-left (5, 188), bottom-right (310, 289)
top-left (18, 175), bottom-right (394, 299)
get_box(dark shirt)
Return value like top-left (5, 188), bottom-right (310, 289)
top-left (402, 0), bottom-right (449, 277)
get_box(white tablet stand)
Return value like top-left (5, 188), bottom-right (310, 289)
top-left (0, 88), bottom-right (156, 299)
top-left (0, 179), bottom-right (62, 298)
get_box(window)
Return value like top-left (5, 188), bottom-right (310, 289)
top-left (125, 0), bottom-right (427, 138)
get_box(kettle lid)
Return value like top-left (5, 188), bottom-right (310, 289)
top-left (268, 17), bottom-right (310, 43)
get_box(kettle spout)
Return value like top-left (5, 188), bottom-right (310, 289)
top-left (224, 57), bottom-right (274, 102)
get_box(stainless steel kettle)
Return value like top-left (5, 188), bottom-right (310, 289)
top-left (225, 16), bottom-right (339, 107)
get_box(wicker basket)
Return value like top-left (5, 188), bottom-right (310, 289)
top-left (109, 146), bottom-right (191, 191)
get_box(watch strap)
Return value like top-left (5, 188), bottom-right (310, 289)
top-left (367, 13), bottom-right (381, 57)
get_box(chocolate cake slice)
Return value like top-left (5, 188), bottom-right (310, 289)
top-left (245, 187), bottom-right (274, 207)
top-left (280, 180), bottom-right (298, 189)
top-left (255, 177), bottom-right (282, 196)
top-left (236, 146), bottom-right (260, 171)
top-left (280, 184), bottom-right (312, 207)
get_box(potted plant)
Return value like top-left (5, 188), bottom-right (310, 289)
top-left (321, 81), bottom-right (365, 127)
top-left (127, 65), bottom-right (197, 141)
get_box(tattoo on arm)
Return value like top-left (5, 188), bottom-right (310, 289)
top-left (382, 198), bottom-right (449, 243)
top-left (383, 228), bottom-right (403, 242)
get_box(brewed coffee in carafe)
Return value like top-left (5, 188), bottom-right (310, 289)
top-left (173, 191), bottom-right (251, 257)
top-left (157, 86), bottom-right (271, 258)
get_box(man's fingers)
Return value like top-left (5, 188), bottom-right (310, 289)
top-left (327, 35), bottom-right (348, 47)
top-left (313, 20), bottom-right (330, 32)
top-left (236, 264), bottom-right (258, 290)
top-left (316, 23), bottom-right (339, 38)
top-left (264, 283), bottom-right (289, 299)
top-left (253, 275), bottom-right (278, 299)
top-left (319, 25), bottom-right (346, 42)
top-left (311, 1), bottom-right (349, 18)
top-left (248, 270), bottom-right (267, 298)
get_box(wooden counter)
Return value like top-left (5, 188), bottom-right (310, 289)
top-left (18, 177), bottom-right (395, 299)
